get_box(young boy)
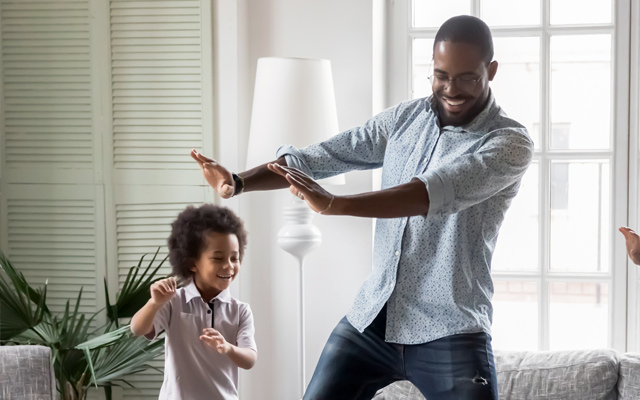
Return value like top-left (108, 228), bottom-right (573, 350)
top-left (131, 204), bottom-right (257, 400)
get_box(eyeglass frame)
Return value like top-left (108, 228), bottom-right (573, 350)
top-left (427, 62), bottom-right (488, 92)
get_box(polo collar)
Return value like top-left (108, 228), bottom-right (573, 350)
top-left (183, 281), bottom-right (232, 304)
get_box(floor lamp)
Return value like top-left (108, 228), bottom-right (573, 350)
top-left (245, 57), bottom-right (343, 398)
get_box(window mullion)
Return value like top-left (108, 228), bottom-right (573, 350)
top-left (471, 0), bottom-right (480, 18)
top-left (540, 0), bottom-right (551, 351)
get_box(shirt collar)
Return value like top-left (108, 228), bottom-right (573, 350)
top-left (183, 281), bottom-right (232, 304)
top-left (426, 91), bottom-right (498, 134)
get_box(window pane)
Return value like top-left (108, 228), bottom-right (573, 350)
top-left (550, 0), bottom-right (612, 25)
top-left (413, 0), bottom-right (470, 28)
top-left (550, 35), bottom-right (611, 150)
top-left (491, 37), bottom-right (540, 148)
top-left (549, 161), bottom-right (610, 272)
top-left (549, 282), bottom-right (609, 350)
top-left (482, 0), bottom-right (540, 26)
top-left (493, 163), bottom-right (539, 272)
top-left (413, 38), bottom-right (434, 99)
top-left (492, 280), bottom-right (538, 351)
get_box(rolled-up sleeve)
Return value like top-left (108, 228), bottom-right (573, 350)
top-left (276, 104), bottom-right (398, 179)
top-left (417, 128), bottom-right (533, 216)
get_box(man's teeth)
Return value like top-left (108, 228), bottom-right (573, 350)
top-left (445, 98), bottom-right (466, 106)
top-left (217, 275), bottom-right (232, 279)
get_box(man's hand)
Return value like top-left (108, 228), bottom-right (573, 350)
top-left (150, 277), bottom-right (177, 307)
top-left (620, 226), bottom-right (640, 266)
top-left (191, 149), bottom-right (235, 199)
top-left (200, 328), bottom-right (232, 354)
top-left (267, 163), bottom-right (335, 214)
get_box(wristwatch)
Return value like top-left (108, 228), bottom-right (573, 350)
top-left (232, 173), bottom-right (245, 196)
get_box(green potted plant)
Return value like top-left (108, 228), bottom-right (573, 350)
top-left (0, 248), bottom-right (168, 400)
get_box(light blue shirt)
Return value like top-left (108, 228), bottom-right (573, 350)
top-left (277, 94), bottom-right (533, 344)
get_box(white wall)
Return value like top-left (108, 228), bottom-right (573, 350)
top-left (227, 1), bottom-right (376, 399)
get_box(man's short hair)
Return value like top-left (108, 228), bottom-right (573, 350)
top-left (434, 15), bottom-right (494, 64)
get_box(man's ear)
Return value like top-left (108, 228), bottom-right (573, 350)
top-left (487, 60), bottom-right (498, 81)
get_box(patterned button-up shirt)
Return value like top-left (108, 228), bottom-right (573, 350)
top-left (277, 94), bottom-right (533, 344)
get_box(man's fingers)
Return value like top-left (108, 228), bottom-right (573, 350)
top-left (191, 149), bottom-right (215, 163)
top-left (286, 173), bottom-right (312, 192)
top-left (190, 149), bottom-right (204, 167)
top-left (221, 184), bottom-right (234, 198)
top-left (267, 163), bottom-right (288, 177)
top-left (620, 227), bottom-right (637, 239)
top-left (277, 164), bottom-right (312, 181)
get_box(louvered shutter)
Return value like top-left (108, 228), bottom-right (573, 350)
top-left (0, 0), bottom-right (94, 184)
top-left (0, 0), bottom-right (102, 318)
top-left (2, 184), bottom-right (104, 316)
top-left (110, 0), bottom-right (209, 185)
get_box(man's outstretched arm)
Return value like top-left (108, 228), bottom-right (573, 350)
top-left (190, 149), bottom-right (289, 197)
top-left (268, 163), bottom-right (429, 218)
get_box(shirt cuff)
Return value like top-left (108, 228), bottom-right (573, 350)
top-left (276, 145), bottom-right (315, 178)
top-left (417, 170), bottom-right (454, 215)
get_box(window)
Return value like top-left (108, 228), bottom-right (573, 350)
top-left (387, 0), bottom-right (631, 351)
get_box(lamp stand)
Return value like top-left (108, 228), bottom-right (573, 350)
top-left (277, 197), bottom-right (321, 398)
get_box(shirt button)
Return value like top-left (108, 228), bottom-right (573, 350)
top-left (402, 220), bottom-right (406, 225)
top-left (395, 251), bottom-right (399, 256)
top-left (207, 310), bottom-right (211, 314)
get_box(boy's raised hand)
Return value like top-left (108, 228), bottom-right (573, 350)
top-left (150, 277), bottom-right (177, 306)
top-left (190, 149), bottom-right (235, 199)
top-left (200, 328), bottom-right (232, 354)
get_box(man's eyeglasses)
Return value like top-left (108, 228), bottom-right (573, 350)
top-left (428, 71), bottom-right (485, 92)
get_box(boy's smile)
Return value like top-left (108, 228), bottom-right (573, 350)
top-left (191, 232), bottom-right (240, 301)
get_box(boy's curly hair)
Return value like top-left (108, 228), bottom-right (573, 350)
top-left (167, 204), bottom-right (248, 280)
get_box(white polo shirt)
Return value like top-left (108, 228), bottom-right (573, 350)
top-left (149, 282), bottom-right (257, 400)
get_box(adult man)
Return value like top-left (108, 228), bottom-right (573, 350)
top-left (192, 15), bottom-right (533, 400)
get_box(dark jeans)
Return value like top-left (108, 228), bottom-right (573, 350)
top-left (303, 305), bottom-right (498, 400)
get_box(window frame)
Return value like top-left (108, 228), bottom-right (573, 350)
top-left (386, 0), bottom-right (632, 352)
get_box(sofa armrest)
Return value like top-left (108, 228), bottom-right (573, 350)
top-left (618, 353), bottom-right (640, 400)
top-left (0, 345), bottom-right (56, 400)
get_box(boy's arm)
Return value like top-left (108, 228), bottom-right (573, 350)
top-left (199, 329), bottom-right (258, 369)
top-left (226, 345), bottom-right (257, 370)
top-left (130, 299), bottom-right (165, 338)
top-left (130, 277), bottom-right (177, 337)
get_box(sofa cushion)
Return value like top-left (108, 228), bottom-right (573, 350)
top-left (373, 381), bottom-right (425, 400)
top-left (496, 349), bottom-right (619, 400)
top-left (0, 345), bottom-right (56, 400)
top-left (373, 349), bottom-right (620, 400)
top-left (618, 352), bottom-right (640, 400)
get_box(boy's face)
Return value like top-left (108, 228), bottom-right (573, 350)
top-left (191, 232), bottom-right (240, 299)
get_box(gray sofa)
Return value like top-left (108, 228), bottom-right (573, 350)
top-left (0, 345), bottom-right (56, 400)
top-left (373, 349), bottom-right (640, 400)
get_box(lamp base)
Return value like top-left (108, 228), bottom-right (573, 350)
top-left (277, 197), bottom-right (322, 398)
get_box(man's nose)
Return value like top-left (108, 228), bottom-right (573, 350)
top-left (443, 79), bottom-right (462, 96)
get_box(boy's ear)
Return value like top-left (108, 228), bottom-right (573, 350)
top-left (189, 260), bottom-right (198, 272)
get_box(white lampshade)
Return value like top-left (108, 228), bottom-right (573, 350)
top-left (246, 57), bottom-right (344, 184)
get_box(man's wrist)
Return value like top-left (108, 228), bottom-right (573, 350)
top-left (232, 173), bottom-right (245, 196)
